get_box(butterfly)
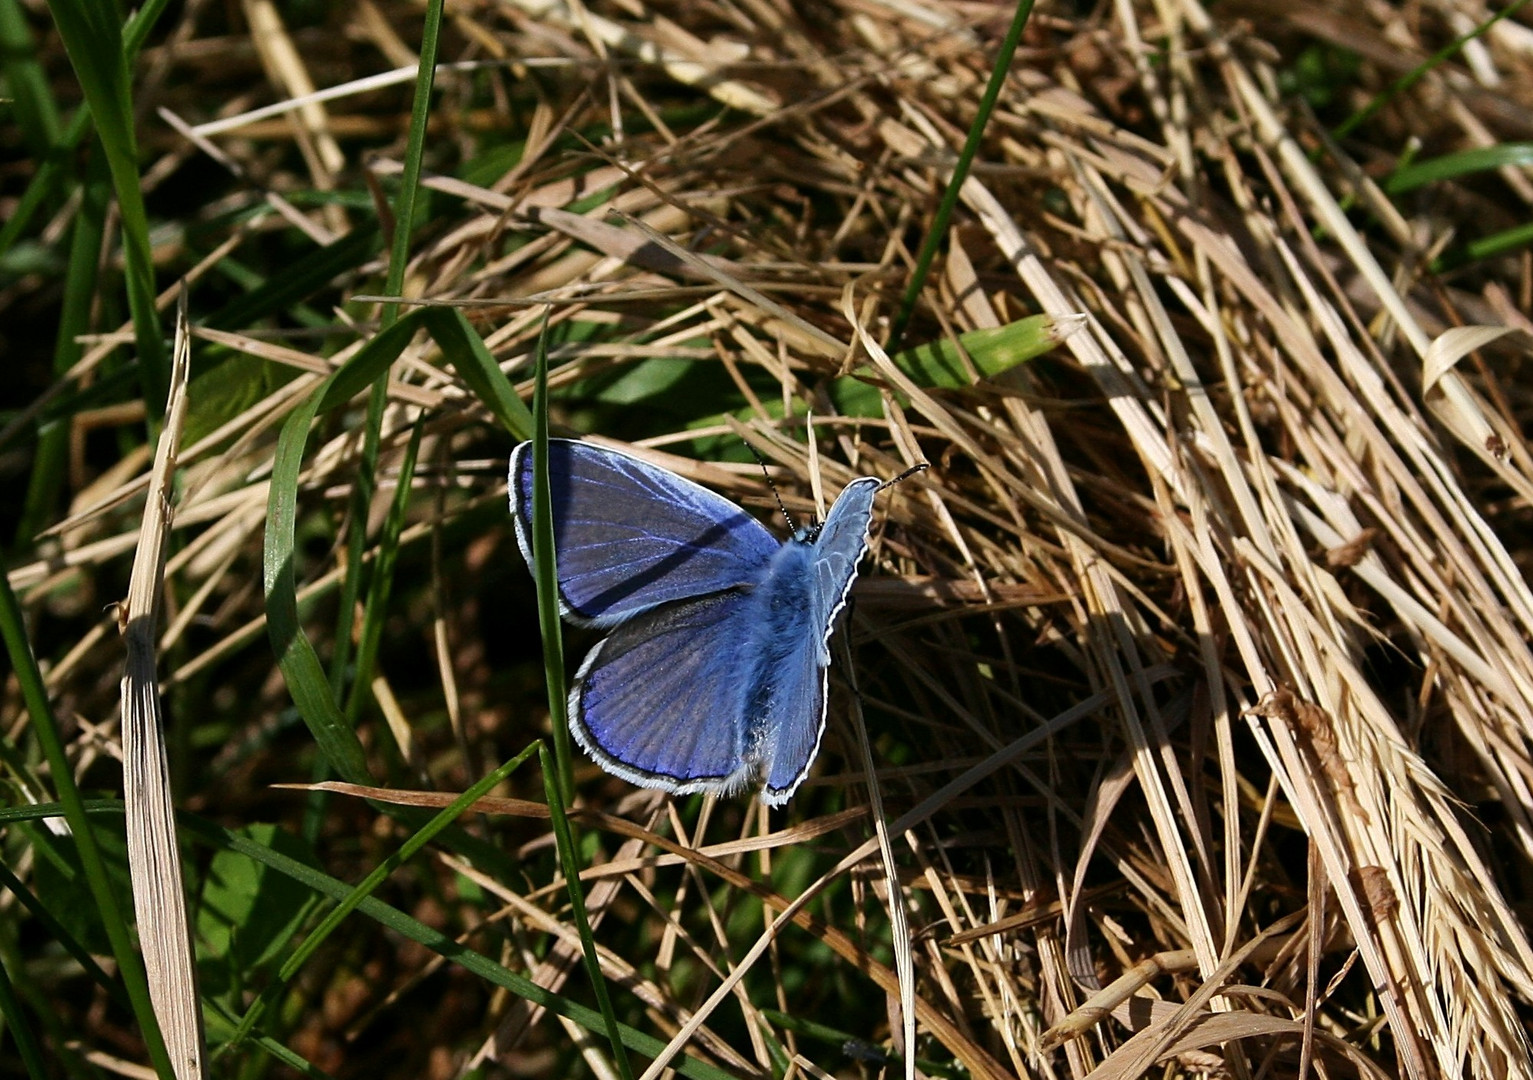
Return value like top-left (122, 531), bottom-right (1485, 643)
top-left (510, 438), bottom-right (912, 805)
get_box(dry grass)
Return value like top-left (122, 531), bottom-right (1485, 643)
top-left (6, 0), bottom-right (1533, 1077)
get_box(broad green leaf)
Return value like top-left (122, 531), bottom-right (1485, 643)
top-left (834, 314), bottom-right (1069, 415)
top-left (197, 824), bottom-right (319, 994)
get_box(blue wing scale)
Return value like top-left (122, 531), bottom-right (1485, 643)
top-left (571, 591), bottom-right (757, 794)
top-left (510, 439), bottom-right (779, 626)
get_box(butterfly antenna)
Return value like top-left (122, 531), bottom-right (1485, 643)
top-left (745, 439), bottom-right (798, 532)
top-left (878, 461), bottom-right (930, 491)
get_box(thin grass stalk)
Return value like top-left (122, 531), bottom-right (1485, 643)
top-left (1332, 0), bottom-right (1532, 140)
top-left (345, 419), bottom-right (424, 727)
top-left (14, 152), bottom-right (109, 545)
top-left (837, 636), bottom-right (914, 1080)
top-left (0, 943), bottom-right (47, 1080)
top-left (321, 0), bottom-right (446, 710)
top-left (261, 308), bottom-right (526, 785)
top-left (886, 0), bottom-right (1036, 352)
top-left (539, 746), bottom-right (636, 1080)
top-left (380, 0), bottom-right (444, 329)
top-left (0, 0), bottom-right (171, 257)
top-left (337, 0), bottom-right (471, 725)
top-left (328, 383), bottom-right (387, 701)
top-left (0, 0), bottom-right (61, 159)
top-left (0, 858), bottom-right (119, 998)
top-left (527, 313), bottom-right (575, 800)
top-left (524, 309), bottom-right (632, 1078)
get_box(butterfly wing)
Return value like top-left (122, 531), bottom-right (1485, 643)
top-left (510, 439), bottom-right (780, 626)
top-left (570, 590), bottom-right (758, 795)
top-left (759, 477), bottom-right (880, 804)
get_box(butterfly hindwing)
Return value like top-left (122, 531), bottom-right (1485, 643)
top-left (510, 440), bottom-right (780, 626)
top-left (570, 590), bottom-right (758, 795)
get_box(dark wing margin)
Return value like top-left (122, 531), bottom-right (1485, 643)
top-left (510, 439), bottom-right (780, 626)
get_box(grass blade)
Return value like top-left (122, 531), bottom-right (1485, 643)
top-left (120, 298), bottom-right (205, 1078)
top-left (45, 0), bottom-right (168, 418)
top-left (0, 955), bottom-right (48, 1080)
top-left (332, 0), bottom-right (447, 722)
top-left (226, 742), bottom-right (541, 1046)
top-left (1333, 0), bottom-right (1532, 140)
top-left (525, 312), bottom-right (630, 1078)
top-left (13, 151), bottom-right (109, 545)
top-left (541, 745), bottom-right (635, 1080)
top-left (345, 418), bottom-right (423, 727)
top-left (0, 573), bottom-right (176, 1078)
top-left (526, 314), bottom-right (573, 799)
top-left (174, 812), bottom-right (735, 1080)
top-left (886, 0), bottom-right (1037, 351)
top-left (264, 308), bottom-right (530, 781)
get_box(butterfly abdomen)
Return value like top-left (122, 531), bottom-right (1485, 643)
top-left (741, 543), bottom-right (821, 768)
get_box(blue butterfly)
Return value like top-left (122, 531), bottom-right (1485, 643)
top-left (510, 438), bottom-right (898, 805)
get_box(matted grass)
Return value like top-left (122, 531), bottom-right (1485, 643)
top-left (2, 0), bottom-right (1532, 1078)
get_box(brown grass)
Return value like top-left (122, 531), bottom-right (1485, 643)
top-left (8, 0), bottom-right (1533, 1077)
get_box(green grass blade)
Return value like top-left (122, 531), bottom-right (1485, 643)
top-left (0, 954), bottom-right (49, 1080)
top-left (265, 309), bottom-right (529, 782)
top-left (0, 858), bottom-right (121, 1004)
top-left (887, 0), bottom-right (1036, 351)
top-left (345, 418), bottom-right (423, 726)
top-left (46, 0), bottom-right (169, 418)
top-left (14, 151), bottom-right (110, 545)
top-left (379, 0), bottom-right (445, 330)
top-left (173, 812), bottom-right (735, 1080)
top-left (525, 313), bottom-right (630, 1078)
top-left (832, 314), bottom-right (1069, 416)
top-left (1439, 219), bottom-right (1533, 270)
top-left (227, 743), bottom-right (540, 1046)
top-left (540, 744), bottom-right (635, 1080)
top-left (0, 569), bottom-right (176, 1079)
top-left (1333, 0), bottom-right (1532, 141)
top-left (0, 0), bottom-right (62, 158)
top-left (1386, 142), bottom-right (1533, 194)
top-left (7, 795), bottom-right (729, 1080)
top-left (423, 307), bottom-right (535, 438)
top-left (527, 315), bottom-right (574, 799)
top-left (203, 1004), bottom-right (337, 1078)
top-left (0, 0), bottom-right (166, 258)
top-left (332, 0), bottom-right (445, 717)
top-left (264, 321), bottom-right (421, 785)
top-left (205, 224), bottom-right (381, 331)
top-left (328, 380), bottom-right (385, 702)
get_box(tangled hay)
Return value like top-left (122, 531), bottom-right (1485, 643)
top-left (8, 0), bottom-right (1533, 1076)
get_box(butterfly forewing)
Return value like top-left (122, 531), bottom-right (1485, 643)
top-left (571, 591), bottom-right (757, 794)
top-left (510, 440), bottom-right (780, 626)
